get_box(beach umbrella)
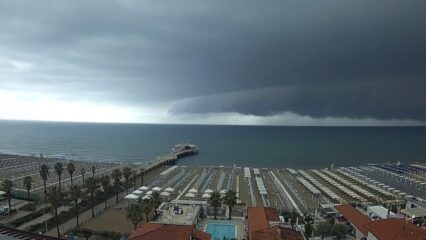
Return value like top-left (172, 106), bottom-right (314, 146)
top-left (145, 191), bottom-right (153, 195)
top-left (160, 191), bottom-right (171, 197)
top-left (202, 193), bottom-right (211, 199)
top-left (132, 190), bottom-right (143, 195)
top-left (139, 186), bottom-right (149, 191)
top-left (204, 189), bottom-right (214, 194)
top-left (152, 187), bottom-right (162, 192)
top-left (165, 187), bottom-right (175, 193)
top-left (189, 188), bottom-right (198, 194)
top-left (142, 195), bottom-right (152, 200)
top-left (185, 193), bottom-right (195, 198)
top-left (124, 194), bottom-right (139, 200)
top-left (220, 189), bottom-right (227, 194)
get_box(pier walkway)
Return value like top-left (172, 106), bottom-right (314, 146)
top-left (143, 143), bottom-right (198, 173)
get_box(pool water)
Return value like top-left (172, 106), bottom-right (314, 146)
top-left (206, 221), bottom-right (236, 240)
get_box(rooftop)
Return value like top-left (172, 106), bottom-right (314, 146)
top-left (252, 226), bottom-right (304, 240)
top-left (128, 222), bottom-right (210, 240)
top-left (335, 204), bottom-right (371, 235)
top-left (0, 225), bottom-right (59, 240)
top-left (364, 218), bottom-right (426, 240)
top-left (247, 207), bottom-right (282, 240)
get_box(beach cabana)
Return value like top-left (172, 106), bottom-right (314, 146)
top-left (202, 193), bottom-right (211, 199)
top-left (142, 195), bottom-right (152, 200)
top-left (145, 191), bottom-right (153, 195)
top-left (139, 186), bottom-right (149, 191)
top-left (185, 193), bottom-right (195, 198)
top-left (152, 187), bottom-right (162, 192)
top-left (124, 194), bottom-right (139, 200)
top-left (132, 190), bottom-right (143, 195)
top-left (189, 188), bottom-right (198, 194)
top-left (164, 187), bottom-right (175, 193)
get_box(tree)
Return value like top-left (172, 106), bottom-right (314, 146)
top-left (86, 177), bottom-right (98, 218)
top-left (151, 191), bottom-right (161, 217)
top-left (140, 168), bottom-right (145, 186)
top-left (122, 167), bottom-right (132, 193)
top-left (305, 222), bottom-right (313, 238)
top-left (208, 191), bottom-right (222, 220)
top-left (141, 198), bottom-right (154, 222)
top-left (314, 222), bottom-right (333, 240)
top-left (331, 224), bottom-right (349, 240)
top-left (39, 164), bottom-right (49, 200)
top-left (23, 176), bottom-right (32, 200)
top-left (223, 190), bottom-right (237, 220)
top-left (91, 166), bottom-right (96, 178)
top-left (54, 162), bottom-right (63, 192)
top-left (126, 203), bottom-right (143, 230)
top-left (132, 169), bottom-right (138, 190)
top-left (101, 176), bottom-right (111, 210)
top-left (112, 168), bottom-right (122, 203)
top-left (80, 167), bottom-right (86, 185)
top-left (47, 186), bottom-right (62, 238)
top-left (2, 179), bottom-right (13, 209)
top-left (70, 185), bottom-right (81, 227)
top-left (66, 162), bottom-right (76, 186)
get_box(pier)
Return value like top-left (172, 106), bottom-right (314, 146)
top-left (143, 143), bottom-right (199, 173)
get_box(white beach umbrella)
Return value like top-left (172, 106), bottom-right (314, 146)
top-left (132, 190), bottom-right (143, 195)
top-left (160, 191), bottom-right (171, 197)
top-left (202, 193), bottom-right (211, 199)
top-left (164, 187), bottom-right (175, 193)
top-left (142, 195), bottom-right (152, 200)
top-left (220, 189), bottom-right (227, 194)
top-left (145, 191), bottom-right (153, 195)
top-left (185, 193), bottom-right (195, 198)
top-left (204, 189), bottom-right (214, 194)
top-left (139, 186), bottom-right (149, 191)
top-left (124, 194), bottom-right (139, 200)
top-left (189, 188), bottom-right (198, 194)
top-left (152, 187), bottom-right (162, 192)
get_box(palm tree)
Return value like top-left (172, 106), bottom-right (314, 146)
top-left (132, 169), bottom-right (138, 190)
top-left (1, 179), bottom-right (13, 210)
top-left (101, 176), bottom-right (111, 210)
top-left (151, 191), bottom-right (161, 217)
top-left (54, 162), bottom-right (63, 192)
top-left (66, 162), bottom-right (76, 186)
top-left (112, 168), bottom-right (122, 203)
top-left (208, 190), bottom-right (221, 220)
top-left (224, 190), bottom-right (237, 220)
top-left (141, 198), bottom-right (154, 222)
top-left (86, 177), bottom-right (98, 218)
top-left (23, 176), bottom-right (32, 200)
top-left (126, 203), bottom-right (143, 230)
top-left (70, 185), bottom-right (81, 227)
top-left (140, 168), bottom-right (145, 186)
top-left (122, 167), bottom-right (132, 192)
top-left (39, 164), bottom-right (49, 200)
top-left (80, 167), bottom-right (86, 185)
top-left (47, 186), bottom-right (62, 238)
top-left (91, 166), bottom-right (96, 178)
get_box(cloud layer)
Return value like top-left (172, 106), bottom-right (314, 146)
top-left (0, 0), bottom-right (425, 124)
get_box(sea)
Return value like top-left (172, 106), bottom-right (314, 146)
top-left (0, 120), bottom-right (425, 169)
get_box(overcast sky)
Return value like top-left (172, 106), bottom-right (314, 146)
top-left (0, 0), bottom-right (425, 125)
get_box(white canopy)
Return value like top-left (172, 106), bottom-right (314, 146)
top-left (139, 186), bottom-right (149, 191)
top-left (185, 193), bottom-right (195, 198)
top-left (204, 189), bottom-right (214, 194)
top-left (152, 187), bottom-right (162, 192)
top-left (220, 189), bottom-right (227, 194)
top-left (132, 190), bottom-right (143, 195)
top-left (164, 187), bottom-right (175, 193)
top-left (145, 191), bottom-right (153, 195)
top-left (124, 194), bottom-right (139, 200)
top-left (189, 189), bottom-right (198, 194)
top-left (160, 192), bottom-right (171, 197)
top-left (202, 193), bottom-right (211, 199)
top-left (0, 190), bottom-right (6, 196)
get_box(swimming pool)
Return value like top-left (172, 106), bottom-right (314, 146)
top-left (206, 220), bottom-right (236, 240)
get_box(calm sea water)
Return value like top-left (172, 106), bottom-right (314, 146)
top-left (0, 120), bottom-right (425, 168)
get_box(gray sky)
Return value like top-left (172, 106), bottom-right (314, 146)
top-left (0, 0), bottom-right (425, 125)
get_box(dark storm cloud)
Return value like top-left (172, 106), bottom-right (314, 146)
top-left (0, 0), bottom-right (425, 121)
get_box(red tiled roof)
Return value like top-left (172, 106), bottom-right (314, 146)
top-left (193, 229), bottom-right (211, 240)
top-left (129, 223), bottom-right (211, 240)
top-left (252, 226), bottom-right (304, 240)
top-left (248, 207), bottom-right (281, 240)
top-left (364, 218), bottom-right (426, 240)
top-left (335, 204), bottom-right (371, 235)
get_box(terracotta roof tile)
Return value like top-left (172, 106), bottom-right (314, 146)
top-left (248, 207), bottom-right (270, 240)
top-left (252, 226), bottom-right (304, 240)
top-left (264, 207), bottom-right (280, 222)
top-left (129, 223), bottom-right (201, 240)
top-left (193, 229), bottom-right (211, 240)
top-left (364, 218), bottom-right (426, 240)
top-left (335, 204), bottom-right (371, 235)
